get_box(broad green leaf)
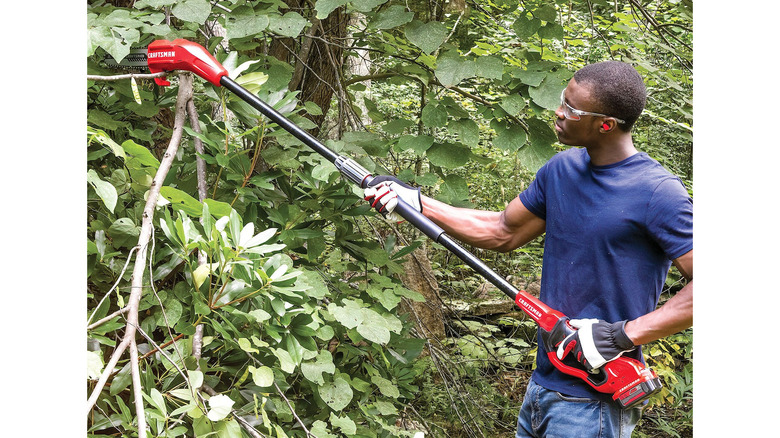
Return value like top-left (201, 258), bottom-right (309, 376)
top-left (437, 174), bottom-right (470, 207)
top-left (171, 0), bottom-right (211, 24)
top-left (499, 95), bottom-right (527, 116)
top-left (315, 0), bottom-right (348, 19)
top-left (155, 296), bottom-right (182, 327)
top-left (450, 119), bottom-right (480, 147)
top-left (530, 75), bottom-right (566, 111)
top-left (150, 388), bottom-right (167, 418)
top-left (435, 52), bottom-right (476, 87)
top-left (121, 140), bottom-right (160, 169)
top-left (369, 5), bottom-right (414, 30)
top-left (203, 199), bottom-right (232, 218)
top-left (319, 377), bottom-right (353, 411)
top-left (193, 264), bottom-right (211, 289)
top-left (374, 400), bottom-right (398, 415)
top-left (351, 0), bottom-right (388, 12)
top-left (250, 365), bottom-right (275, 387)
top-left (88, 127), bottom-right (125, 159)
top-left (370, 375), bottom-right (400, 398)
top-left (226, 6), bottom-right (269, 39)
top-left (327, 300), bottom-right (364, 329)
top-left (512, 14), bottom-right (541, 39)
top-left (521, 118), bottom-right (558, 172)
top-left (160, 186), bottom-right (203, 217)
top-left (397, 134), bottom-right (434, 155)
top-left (301, 350), bottom-right (336, 385)
top-left (421, 102), bottom-right (447, 128)
top-left (475, 55), bottom-right (504, 80)
top-left (87, 170), bottom-right (118, 213)
top-left (188, 370), bottom-right (204, 389)
top-left (268, 12), bottom-right (307, 38)
top-left (329, 413), bottom-right (357, 435)
top-left (274, 348), bottom-right (297, 373)
top-left (426, 142), bottom-right (470, 169)
top-left (405, 20), bottom-right (448, 55)
top-left (382, 119), bottom-right (415, 135)
top-left (357, 308), bottom-right (391, 344)
top-left (494, 124), bottom-right (527, 152)
top-left (107, 218), bottom-right (141, 248)
top-left (206, 394), bottom-right (234, 421)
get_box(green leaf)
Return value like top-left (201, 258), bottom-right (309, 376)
top-left (268, 12), bottom-right (307, 38)
top-left (315, 0), bottom-right (348, 19)
top-left (494, 124), bottom-right (527, 152)
top-left (450, 119), bottom-right (480, 147)
top-left (206, 394), bottom-right (234, 421)
top-left (121, 140), bottom-right (160, 169)
top-left (250, 365), bottom-right (275, 387)
top-left (437, 174), bottom-right (470, 207)
top-left (499, 95), bottom-right (526, 116)
top-left (475, 55), bottom-right (504, 80)
top-left (319, 377), bottom-right (353, 411)
top-left (203, 199), bottom-right (232, 218)
top-left (160, 186), bottom-right (203, 217)
top-left (357, 309), bottom-right (391, 344)
top-left (327, 300), bottom-right (364, 329)
top-left (397, 135), bottom-right (434, 154)
top-left (107, 218), bottom-right (141, 248)
top-left (301, 350), bottom-right (336, 385)
top-left (421, 102), bottom-right (447, 128)
top-left (192, 264), bottom-right (211, 290)
top-left (171, 0), bottom-right (211, 24)
top-left (521, 118), bottom-right (557, 172)
top-left (405, 20), bottom-right (448, 55)
top-left (369, 5), bottom-right (414, 30)
top-left (274, 348), bottom-right (297, 373)
top-left (530, 75), bottom-right (566, 111)
top-left (329, 412), bottom-right (357, 435)
top-left (371, 375), bottom-right (400, 398)
top-left (435, 52), bottom-right (476, 87)
top-left (512, 14), bottom-right (541, 39)
top-left (226, 6), bottom-right (269, 39)
top-left (382, 119), bottom-right (415, 135)
top-left (426, 142), bottom-right (470, 169)
top-left (87, 351), bottom-right (104, 380)
top-left (87, 170), bottom-right (118, 213)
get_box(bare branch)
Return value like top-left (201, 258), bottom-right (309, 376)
top-left (274, 382), bottom-right (318, 438)
top-left (87, 307), bottom-right (129, 331)
top-left (86, 74), bottom-right (194, 438)
top-left (87, 72), bottom-right (170, 81)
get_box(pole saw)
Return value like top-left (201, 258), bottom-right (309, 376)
top-left (145, 39), bottom-right (662, 408)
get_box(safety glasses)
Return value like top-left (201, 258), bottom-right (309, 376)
top-left (560, 89), bottom-right (626, 124)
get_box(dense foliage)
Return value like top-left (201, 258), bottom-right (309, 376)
top-left (87, 0), bottom-right (692, 436)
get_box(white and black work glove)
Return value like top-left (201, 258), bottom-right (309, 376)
top-left (363, 176), bottom-right (422, 222)
top-left (556, 319), bottom-right (636, 372)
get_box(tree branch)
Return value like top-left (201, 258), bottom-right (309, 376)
top-left (87, 72), bottom-right (170, 81)
top-left (86, 73), bottom-right (193, 438)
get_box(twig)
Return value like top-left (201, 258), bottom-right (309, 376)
top-left (87, 245), bottom-right (139, 326)
top-left (87, 307), bottom-right (129, 331)
top-left (274, 382), bottom-right (317, 438)
top-left (87, 71), bottom-right (170, 81)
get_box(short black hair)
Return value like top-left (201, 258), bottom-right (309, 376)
top-left (573, 61), bottom-right (646, 131)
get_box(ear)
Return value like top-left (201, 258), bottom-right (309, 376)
top-left (600, 119), bottom-right (616, 133)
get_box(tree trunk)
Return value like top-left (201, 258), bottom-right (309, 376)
top-left (269, 3), bottom-right (347, 136)
top-left (398, 243), bottom-right (446, 341)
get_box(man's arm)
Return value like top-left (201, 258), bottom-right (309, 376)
top-left (624, 249), bottom-right (693, 345)
top-left (421, 195), bottom-right (546, 253)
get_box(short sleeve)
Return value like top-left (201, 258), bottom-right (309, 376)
top-left (646, 177), bottom-right (693, 260)
top-left (518, 162), bottom-right (549, 220)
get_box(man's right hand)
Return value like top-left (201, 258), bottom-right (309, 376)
top-left (363, 176), bottom-right (422, 221)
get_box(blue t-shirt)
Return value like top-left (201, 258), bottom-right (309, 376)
top-left (518, 147), bottom-right (692, 402)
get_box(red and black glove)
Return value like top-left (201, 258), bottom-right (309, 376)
top-left (556, 319), bottom-right (636, 372)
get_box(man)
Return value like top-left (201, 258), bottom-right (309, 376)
top-left (364, 61), bottom-right (693, 437)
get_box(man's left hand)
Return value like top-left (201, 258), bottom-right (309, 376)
top-left (556, 319), bottom-right (636, 372)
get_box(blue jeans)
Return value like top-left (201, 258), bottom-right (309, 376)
top-left (515, 379), bottom-right (642, 438)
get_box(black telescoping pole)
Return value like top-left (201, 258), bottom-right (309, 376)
top-left (219, 76), bottom-right (520, 302)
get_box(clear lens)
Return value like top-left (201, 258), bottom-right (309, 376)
top-left (559, 90), bottom-right (580, 121)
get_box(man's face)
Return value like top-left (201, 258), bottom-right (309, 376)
top-left (554, 79), bottom-right (602, 146)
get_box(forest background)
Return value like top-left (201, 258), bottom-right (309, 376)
top-left (2, 1), bottom-right (779, 438)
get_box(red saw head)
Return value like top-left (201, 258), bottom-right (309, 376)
top-left (147, 39), bottom-right (228, 87)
